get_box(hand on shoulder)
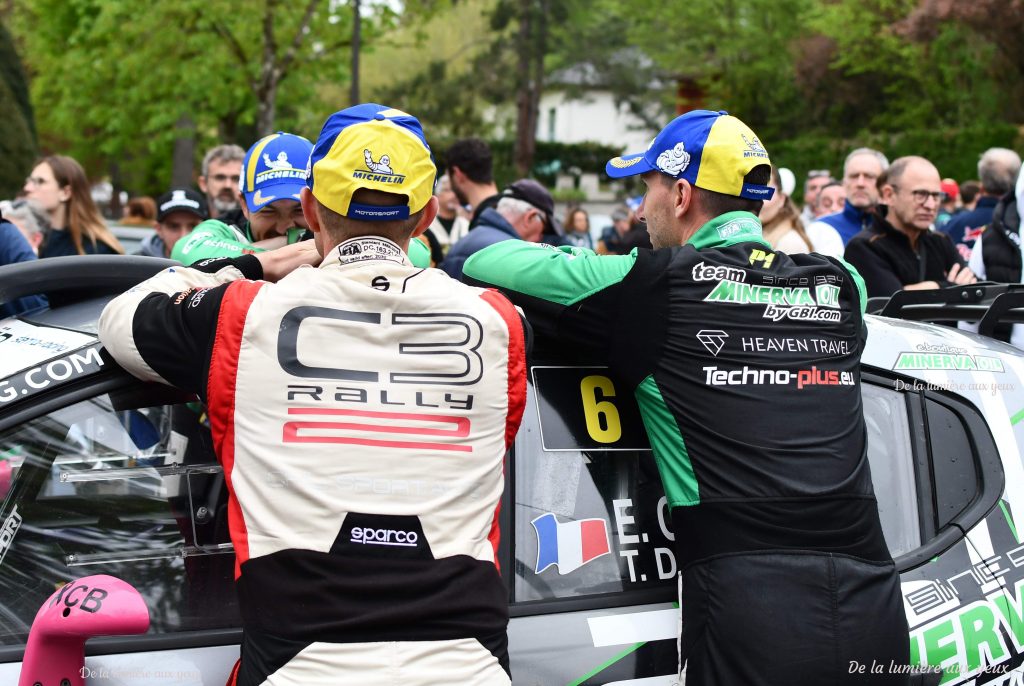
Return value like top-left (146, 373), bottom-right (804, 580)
top-left (256, 240), bottom-right (322, 282)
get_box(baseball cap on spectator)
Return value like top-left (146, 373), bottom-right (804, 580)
top-left (612, 207), bottom-right (629, 222)
top-left (156, 188), bottom-right (208, 222)
top-left (240, 132), bottom-right (313, 213)
top-left (502, 179), bottom-right (561, 235)
top-left (625, 195), bottom-right (644, 212)
top-left (807, 169), bottom-right (831, 180)
top-left (307, 103), bottom-right (436, 221)
top-left (606, 109), bottom-right (775, 201)
top-left (941, 178), bottom-right (959, 201)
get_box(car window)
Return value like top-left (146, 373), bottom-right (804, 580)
top-left (513, 367), bottom-right (674, 604)
top-left (862, 383), bottom-right (921, 558)
top-left (924, 398), bottom-right (980, 530)
top-left (513, 368), bottom-right (937, 605)
top-left (0, 388), bottom-right (238, 646)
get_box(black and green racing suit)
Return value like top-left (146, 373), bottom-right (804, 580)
top-left (463, 211), bottom-right (910, 686)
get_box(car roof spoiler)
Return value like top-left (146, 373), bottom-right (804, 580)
top-left (0, 255), bottom-right (177, 309)
top-left (867, 282), bottom-right (1024, 338)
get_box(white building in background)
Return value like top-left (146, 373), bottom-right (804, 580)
top-left (483, 61), bottom-right (666, 201)
top-left (538, 82), bottom-right (659, 200)
top-left (487, 63), bottom-right (660, 152)
top-left (535, 90), bottom-right (656, 152)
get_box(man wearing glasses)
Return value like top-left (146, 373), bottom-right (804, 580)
top-left (844, 156), bottom-right (976, 298)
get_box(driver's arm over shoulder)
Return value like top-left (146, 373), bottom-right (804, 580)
top-left (99, 255), bottom-right (265, 397)
top-left (462, 240), bottom-right (637, 350)
top-left (463, 241), bottom-right (635, 305)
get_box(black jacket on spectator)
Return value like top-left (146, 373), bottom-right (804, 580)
top-left (980, 193), bottom-right (1022, 285)
top-left (620, 222), bottom-right (653, 252)
top-left (468, 194), bottom-right (501, 230)
top-left (39, 227), bottom-right (118, 259)
top-left (844, 208), bottom-right (965, 298)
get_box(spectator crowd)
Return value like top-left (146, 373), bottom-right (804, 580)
top-left (0, 99), bottom-right (1005, 686)
top-left (1, 127), bottom-right (1022, 348)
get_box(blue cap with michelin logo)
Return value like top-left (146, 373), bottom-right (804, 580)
top-left (606, 110), bottom-right (774, 201)
top-left (240, 132), bottom-right (313, 213)
top-left (306, 103), bottom-right (436, 222)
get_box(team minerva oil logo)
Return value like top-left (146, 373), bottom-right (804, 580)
top-left (892, 342), bottom-right (1005, 373)
top-left (893, 352), bottom-right (1004, 373)
top-left (703, 277), bottom-right (842, 323)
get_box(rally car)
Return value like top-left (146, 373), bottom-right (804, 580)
top-left (0, 256), bottom-right (1022, 685)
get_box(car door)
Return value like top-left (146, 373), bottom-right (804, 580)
top-left (0, 373), bottom-right (241, 684)
top-left (508, 365), bottom-right (678, 685)
top-left (507, 362), bottom-right (1020, 685)
top-left (862, 368), bottom-right (1024, 685)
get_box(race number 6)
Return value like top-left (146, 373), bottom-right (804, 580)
top-left (580, 375), bottom-right (622, 443)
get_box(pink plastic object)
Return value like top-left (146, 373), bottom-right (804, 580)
top-left (0, 461), bottom-right (11, 500)
top-left (18, 574), bottom-right (150, 686)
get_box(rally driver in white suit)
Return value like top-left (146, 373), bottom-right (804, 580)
top-left (99, 103), bottom-right (527, 686)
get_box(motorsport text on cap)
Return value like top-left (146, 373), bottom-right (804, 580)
top-left (307, 103), bottom-right (436, 222)
top-left (606, 110), bottom-right (775, 201)
top-left (240, 132), bottom-right (314, 214)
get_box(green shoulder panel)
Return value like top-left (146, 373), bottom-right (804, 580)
top-left (409, 236), bottom-right (431, 268)
top-left (833, 255), bottom-right (868, 315)
top-left (462, 241), bottom-right (637, 306)
top-left (171, 219), bottom-right (261, 265)
top-left (635, 375), bottom-right (699, 508)
top-left (687, 211), bottom-right (771, 251)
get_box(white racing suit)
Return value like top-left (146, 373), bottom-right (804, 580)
top-left (99, 237), bottom-right (526, 685)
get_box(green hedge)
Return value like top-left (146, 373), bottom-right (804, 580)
top-left (431, 125), bottom-right (1024, 201)
top-left (0, 77), bottom-right (35, 200)
top-left (0, 22), bottom-right (36, 200)
top-left (432, 139), bottom-right (623, 189)
top-left (769, 125), bottom-right (1024, 197)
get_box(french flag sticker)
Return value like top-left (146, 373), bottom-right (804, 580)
top-left (532, 513), bottom-right (611, 574)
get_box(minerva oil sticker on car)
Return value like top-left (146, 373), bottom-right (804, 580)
top-left (898, 507), bottom-right (1024, 684)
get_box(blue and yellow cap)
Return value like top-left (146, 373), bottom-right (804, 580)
top-left (240, 132), bottom-right (313, 213)
top-left (606, 110), bottom-right (774, 201)
top-left (307, 103), bottom-right (436, 222)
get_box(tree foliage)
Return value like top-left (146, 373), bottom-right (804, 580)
top-left (366, 0), bottom-right (504, 140)
top-left (804, 0), bottom-right (1004, 134)
top-left (5, 0), bottom-right (1024, 198)
top-left (9, 0), bottom-right (361, 193)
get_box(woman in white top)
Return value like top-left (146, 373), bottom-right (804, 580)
top-left (760, 166), bottom-right (815, 254)
top-left (427, 174), bottom-right (470, 249)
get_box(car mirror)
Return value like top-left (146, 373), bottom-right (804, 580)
top-left (18, 574), bottom-right (150, 686)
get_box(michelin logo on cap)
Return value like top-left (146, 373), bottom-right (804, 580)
top-left (363, 150), bottom-right (394, 174)
top-left (307, 102), bottom-right (436, 221)
top-left (742, 134), bottom-right (770, 159)
top-left (263, 151), bottom-right (294, 170)
top-left (656, 142), bottom-right (691, 176)
top-left (356, 149), bottom-right (405, 185)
